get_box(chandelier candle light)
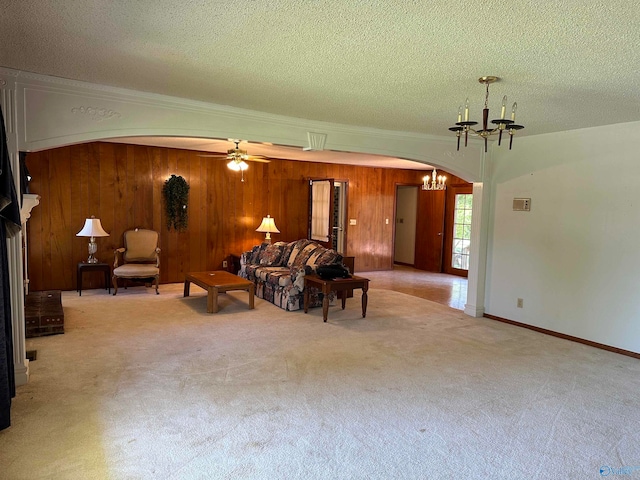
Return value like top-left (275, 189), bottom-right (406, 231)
top-left (449, 76), bottom-right (524, 152)
top-left (422, 169), bottom-right (446, 191)
top-left (256, 215), bottom-right (280, 244)
top-left (76, 216), bottom-right (110, 263)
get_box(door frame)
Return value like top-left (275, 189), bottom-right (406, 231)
top-left (308, 177), bottom-right (349, 252)
top-left (332, 179), bottom-right (349, 254)
top-left (393, 183), bottom-right (420, 267)
top-left (443, 184), bottom-right (473, 277)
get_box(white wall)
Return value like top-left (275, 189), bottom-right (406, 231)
top-left (485, 121), bottom-right (640, 353)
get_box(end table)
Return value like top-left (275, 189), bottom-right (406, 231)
top-left (303, 274), bottom-right (369, 322)
top-left (77, 262), bottom-right (111, 296)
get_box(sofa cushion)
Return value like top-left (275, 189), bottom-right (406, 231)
top-left (259, 242), bottom-right (286, 266)
top-left (255, 266), bottom-right (292, 288)
top-left (242, 264), bottom-right (260, 282)
top-left (290, 265), bottom-right (307, 292)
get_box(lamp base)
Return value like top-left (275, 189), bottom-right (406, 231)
top-left (87, 237), bottom-right (98, 263)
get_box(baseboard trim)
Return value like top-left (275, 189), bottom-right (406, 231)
top-left (484, 314), bottom-right (640, 360)
top-left (14, 361), bottom-right (29, 386)
top-left (464, 304), bottom-right (485, 318)
top-left (393, 262), bottom-right (414, 268)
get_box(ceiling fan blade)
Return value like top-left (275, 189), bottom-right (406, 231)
top-left (197, 154), bottom-right (227, 158)
top-left (246, 157), bottom-right (271, 163)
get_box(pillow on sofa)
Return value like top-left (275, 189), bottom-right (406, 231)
top-left (289, 242), bottom-right (342, 291)
top-left (278, 241), bottom-right (296, 266)
top-left (249, 244), bottom-right (266, 264)
top-left (306, 248), bottom-right (342, 271)
top-left (286, 239), bottom-right (316, 267)
top-left (259, 243), bottom-right (285, 266)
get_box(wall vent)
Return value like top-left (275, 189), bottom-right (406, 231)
top-left (513, 198), bottom-right (531, 211)
top-left (303, 132), bottom-right (327, 151)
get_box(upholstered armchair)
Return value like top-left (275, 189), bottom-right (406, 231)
top-left (112, 228), bottom-right (161, 295)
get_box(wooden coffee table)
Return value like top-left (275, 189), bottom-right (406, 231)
top-left (304, 274), bottom-right (369, 322)
top-left (183, 271), bottom-right (254, 313)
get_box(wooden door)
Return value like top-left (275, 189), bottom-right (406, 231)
top-left (414, 189), bottom-right (446, 272)
top-left (308, 178), bottom-right (335, 249)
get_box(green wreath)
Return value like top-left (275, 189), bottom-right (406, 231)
top-left (163, 175), bottom-right (189, 231)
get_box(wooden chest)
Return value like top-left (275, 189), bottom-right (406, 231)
top-left (25, 290), bottom-right (64, 338)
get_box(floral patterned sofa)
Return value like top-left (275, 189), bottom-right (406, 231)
top-left (239, 239), bottom-right (344, 311)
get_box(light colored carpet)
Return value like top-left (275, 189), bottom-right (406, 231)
top-left (1, 283), bottom-right (639, 479)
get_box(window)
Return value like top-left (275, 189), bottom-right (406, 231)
top-left (452, 194), bottom-right (472, 270)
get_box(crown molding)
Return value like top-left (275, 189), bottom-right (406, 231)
top-left (4, 65), bottom-right (484, 180)
top-left (3, 66), bottom-right (453, 144)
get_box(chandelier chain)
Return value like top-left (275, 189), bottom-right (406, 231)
top-left (484, 81), bottom-right (490, 109)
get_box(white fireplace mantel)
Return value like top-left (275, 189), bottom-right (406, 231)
top-left (20, 193), bottom-right (40, 296)
top-left (20, 193), bottom-right (40, 224)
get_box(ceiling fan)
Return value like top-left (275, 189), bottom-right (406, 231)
top-left (198, 140), bottom-right (270, 182)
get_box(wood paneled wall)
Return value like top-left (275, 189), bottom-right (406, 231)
top-left (26, 142), bottom-right (438, 291)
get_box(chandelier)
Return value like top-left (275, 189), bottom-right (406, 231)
top-left (448, 76), bottom-right (524, 152)
top-left (422, 169), bottom-right (446, 191)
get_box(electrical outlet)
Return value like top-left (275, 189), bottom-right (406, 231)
top-left (517, 298), bottom-right (523, 308)
top-left (222, 260), bottom-right (228, 268)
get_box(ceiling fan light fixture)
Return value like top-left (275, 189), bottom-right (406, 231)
top-left (227, 160), bottom-right (249, 171)
top-left (227, 147), bottom-right (248, 158)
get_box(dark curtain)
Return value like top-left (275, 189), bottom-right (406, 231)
top-left (0, 108), bottom-right (21, 431)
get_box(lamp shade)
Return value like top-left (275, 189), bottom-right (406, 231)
top-left (256, 215), bottom-right (280, 234)
top-left (76, 217), bottom-right (109, 237)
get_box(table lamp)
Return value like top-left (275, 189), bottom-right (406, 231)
top-left (256, 215), bottom-right (280, 244)
top-left (76, 216), bottom-right (110, 263)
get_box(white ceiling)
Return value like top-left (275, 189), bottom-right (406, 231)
top-left (2, 0), bottom-right (639, 165)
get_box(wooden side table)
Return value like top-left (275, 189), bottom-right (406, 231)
top-left (224, 254), bottom-right (241, 274)
top-left (304, 274), bottom-right (369, 322)
top-left (77, 262), bottom-right (111, 296)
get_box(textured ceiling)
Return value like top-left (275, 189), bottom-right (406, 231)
top-left (2, 0), bottom-right (639, 155)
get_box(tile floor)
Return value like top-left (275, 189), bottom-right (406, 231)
top-left (361, 264), bottom-right (468, 310)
